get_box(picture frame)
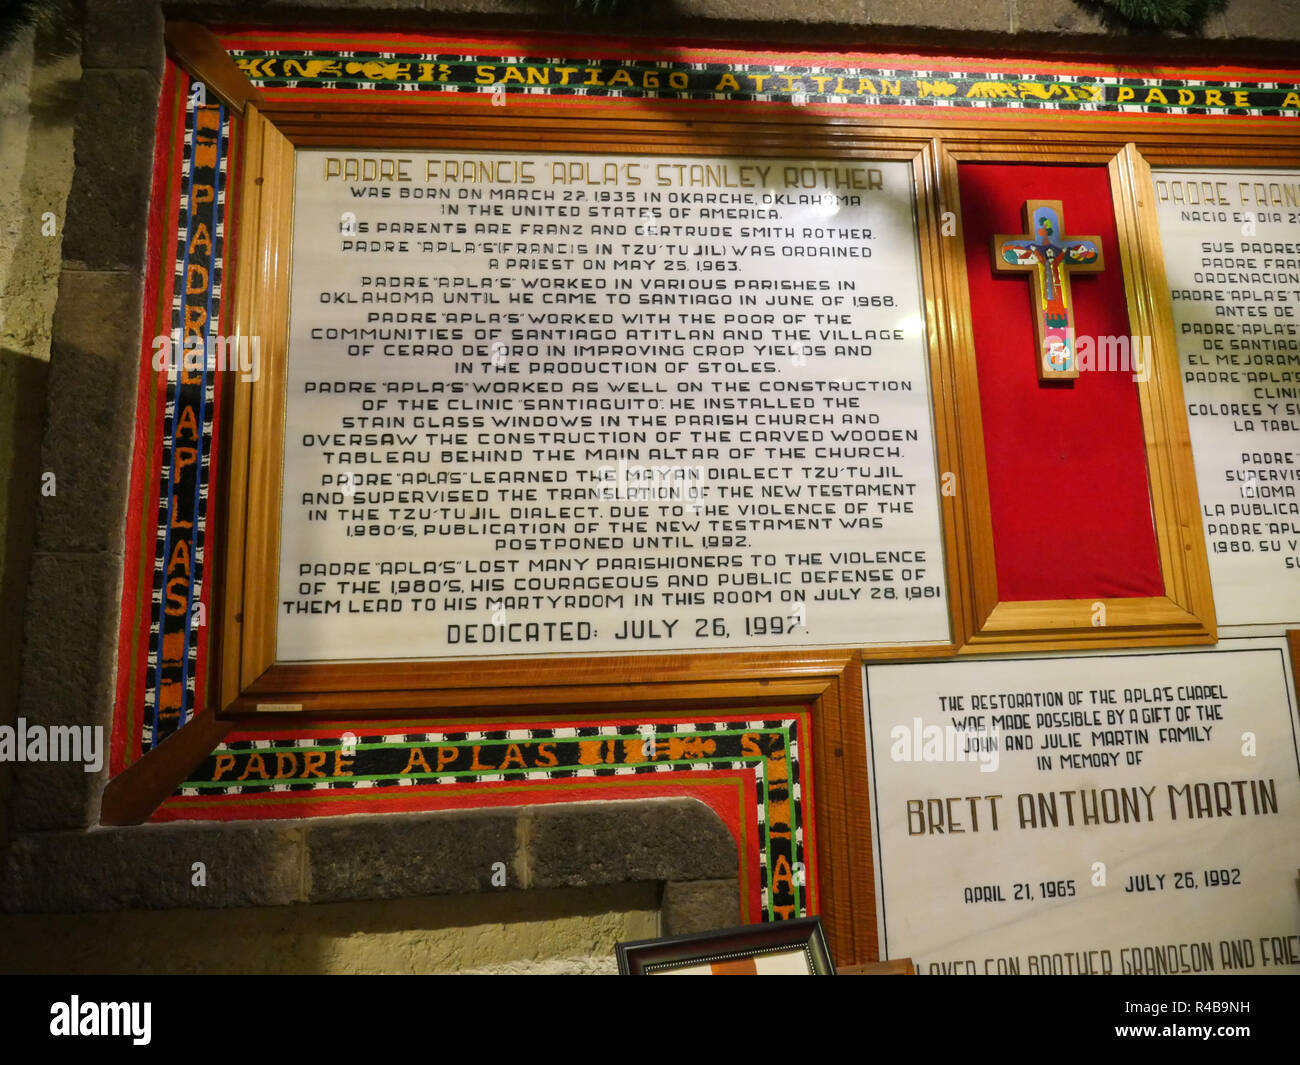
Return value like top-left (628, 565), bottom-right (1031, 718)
top-left (617, 916), bottom-right (836, 974)
top-left (97, 23), bottom-right (1300, 976)
top-left (936, 140), bottom-right (1218, 654)
top-left (214, 102), bottom-right (960, 721)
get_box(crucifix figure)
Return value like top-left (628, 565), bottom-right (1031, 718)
top-left (992, 199), bottom-right (1104, 382)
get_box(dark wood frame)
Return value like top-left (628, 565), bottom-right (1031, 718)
top-left (617, 915), bottom-right (835, 974)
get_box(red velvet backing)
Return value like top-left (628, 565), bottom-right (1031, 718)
top-left (958, 163), bottom-right (1164, 601)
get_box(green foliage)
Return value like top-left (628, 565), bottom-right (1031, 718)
top-left (1089, 0), bottom-right (1229, 31)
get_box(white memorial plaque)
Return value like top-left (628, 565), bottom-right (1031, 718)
top-left (864, 640), bottom-right (1300, 974)
top-left (276, 150), bottom-right (949, 660)
top-left (1152, 168), bottom-right (1300, 627)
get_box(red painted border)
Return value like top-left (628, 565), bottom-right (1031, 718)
top-left (111, 61), bottom-right (188, 776)
top-left (153, 708), bottom-right (816, 920)
top-left (192, 113), bottom-right (243, 722)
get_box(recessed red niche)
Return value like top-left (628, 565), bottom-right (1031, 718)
top-left (958, 162), bottom-right (1164, 602)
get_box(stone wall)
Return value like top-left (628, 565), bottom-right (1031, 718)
top-left (0, 16), bottom-right (79, 861)
top-left (0, 0), bottom-right (745, 973)
top-left (0, 886), bottom-right (659, 974)
top-left (160, 0), bottom-right (1300, 59)
top-left (0, 801), bottom-right (739, 973)
top-left (2, 0), bottom-right (1298, 974)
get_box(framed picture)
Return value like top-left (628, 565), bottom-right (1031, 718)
top-left (617, 917), bottom-right (836, 975)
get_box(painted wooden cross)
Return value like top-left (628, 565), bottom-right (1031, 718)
top-left (993, 199), bottom-right (1104, 382)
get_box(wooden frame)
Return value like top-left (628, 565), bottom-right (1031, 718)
top-left (216, 103), bottom-right (969, 719)
top-left (215, 103), bottom-right (1242, 713)
top-left (839, 957), bottom-right (916, 974)
top-left (934, 135), bottom-right (1299, 652)
top-left (132, 24), bottom-right (1300, 968)
top-left (122, 647), bottom-right (881, 967)
top-left (617, 915), bottom-right (836, 974)
top-left (936, 139), bottom-right (1218, 653)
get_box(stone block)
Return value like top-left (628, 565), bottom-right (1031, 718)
top-left (1223, 0), bottom-right (1300, 43)
top-left (660, 877), bottom-right (742, 936)
top-left (82, 0), bottom-right (165, 75)
top-left (1, 821), bottom-right (305, 911)
top-left (305, 809), bottom-right (519, 901)
top-left (858, 0), bottom-right (1009, 33)
top-left (10, 552), bottom-right (123, 831)
top-left (1013, 0), bottom-right (1109, 36)
top-left (36, 269), bottom-right (143, 554)
top-left (163, 0), bottom-right (440, 11)
top-left (61, 69), bottom-right (161, 272)
top-left (526, 798), bottom-right (736, 889)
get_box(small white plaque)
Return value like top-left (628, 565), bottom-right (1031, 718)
top-left (865, 639), bottom-right (1300, 974)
